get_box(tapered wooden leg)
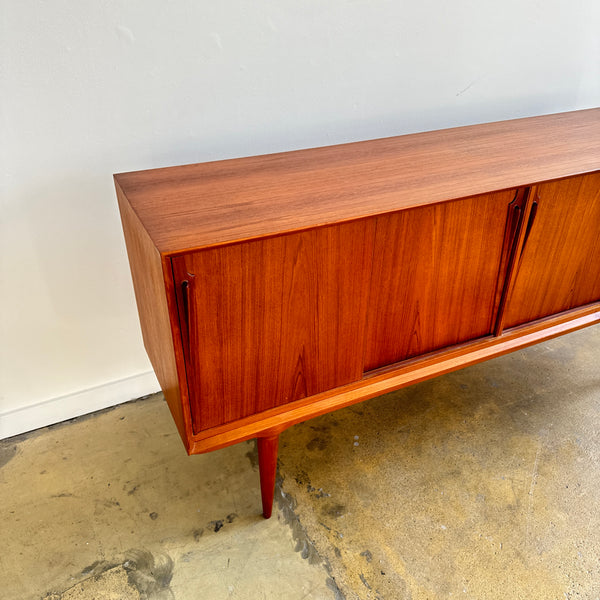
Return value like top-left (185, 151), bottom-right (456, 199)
top-left (257, 434), bottom-right (279, 519)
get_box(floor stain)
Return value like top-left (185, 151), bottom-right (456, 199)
top-left (122, 549), bottom-right (174, 598)
top-left (323, 503), bottom-right (346, 518)
top-left (359, 573), bottom-right (371, 590)
top-left (211, 520), bottom-right (224, 532)
top-left (276, 470), bottom-right (346, 599)
top-left (0, 442), bottom-right (18, 469)
top-left (360, 550), bottom-right (373, 563)
top-left (48, 549), bottom-right (174, 599)
top-left (306, 437), bottom-right (329, 451)
top-left (209, 512), bottom-right (237, 533)
top-left (326, 576), bottom-right (347, 600)
top-left (126, 484), bottom-right (140, 496)
top-left (245, 439), bottom-right (259, 470)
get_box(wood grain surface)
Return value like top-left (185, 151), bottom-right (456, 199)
top-left (115, 109), bottom-right (600, 254)
top-left (503, 172), bottom-right (600, 328)
top-left (115, 182), bottom-right (192, 446)
top-left (364, 189), bottom-right (518, 371)
top-left (172, 220), bottom-right (376, 432)
top-left (186, 306), bottom-right (600, 454)
top-left (115, 109), bottom-right (600, 469)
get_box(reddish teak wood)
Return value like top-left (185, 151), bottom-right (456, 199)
top-left (115, 109), bottom-right (600, 518)
top-left (503, 172), bottom-right (600, 328)
top-left (171, 220), bottom-right (375, 433)
top-left (364, 189), bottom-right (519, 371)
top-left (257, 434), bottom-right (280, 519)
top-left (115, 184), bottom-right (192, 447)
top-left (115, 109), bottom-right (600, 254)
top-left (185, 305), bottom-right (600, 457)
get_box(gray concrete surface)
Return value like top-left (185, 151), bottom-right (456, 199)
top-left (1, 325), bottom-right (599, 599)
top-left (1, 399), bottom-right (338, 600)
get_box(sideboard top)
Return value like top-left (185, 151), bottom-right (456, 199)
top-left (115, 108), bottom-right (600, 254)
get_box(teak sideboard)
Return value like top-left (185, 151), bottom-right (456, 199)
top-left (115, 108), bottom-right (600, 518)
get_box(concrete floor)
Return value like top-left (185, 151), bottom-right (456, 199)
top-left (1, 325), bottom-right (599, 600)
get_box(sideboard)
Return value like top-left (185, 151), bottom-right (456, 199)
top-left (115, 108), bottom-right (600, 518)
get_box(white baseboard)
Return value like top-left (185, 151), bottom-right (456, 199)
top-left (0, 371), bottom-right (160, 440)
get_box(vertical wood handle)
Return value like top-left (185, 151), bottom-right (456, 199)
top-left (520, 198), bottom-right (539, 255)
top-left (179, 276), bottom-right (194, 360)
top-left (494, 188), bottom-right (541, 336)
top-left (503, 188), bottom-right (527, 268)
top-left (493, 188), bottom-right (531, 336)
top-left (507, 200), bottom-right (523, 248)
top-left (181, 280), bottom-right (191, 331)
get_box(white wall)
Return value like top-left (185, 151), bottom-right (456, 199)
top-left (1, 0), bottom-right (599, 439)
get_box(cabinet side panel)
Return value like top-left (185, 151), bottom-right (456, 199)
top-left (364, 189), bottom-right (516, 371)
top-left (116, 183), bottom-right (191, 448)
top-left (172, 219), bottom-right (376, 432)
top-left (504, 172), bottom-right (600, 328)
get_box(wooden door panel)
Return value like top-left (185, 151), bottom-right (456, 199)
top-left (173, 219), bottom-right (376, 432)
top-left (364, 190), bottom-right (518, 371)
top-left (503, 172), bottom-right (600, 328)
